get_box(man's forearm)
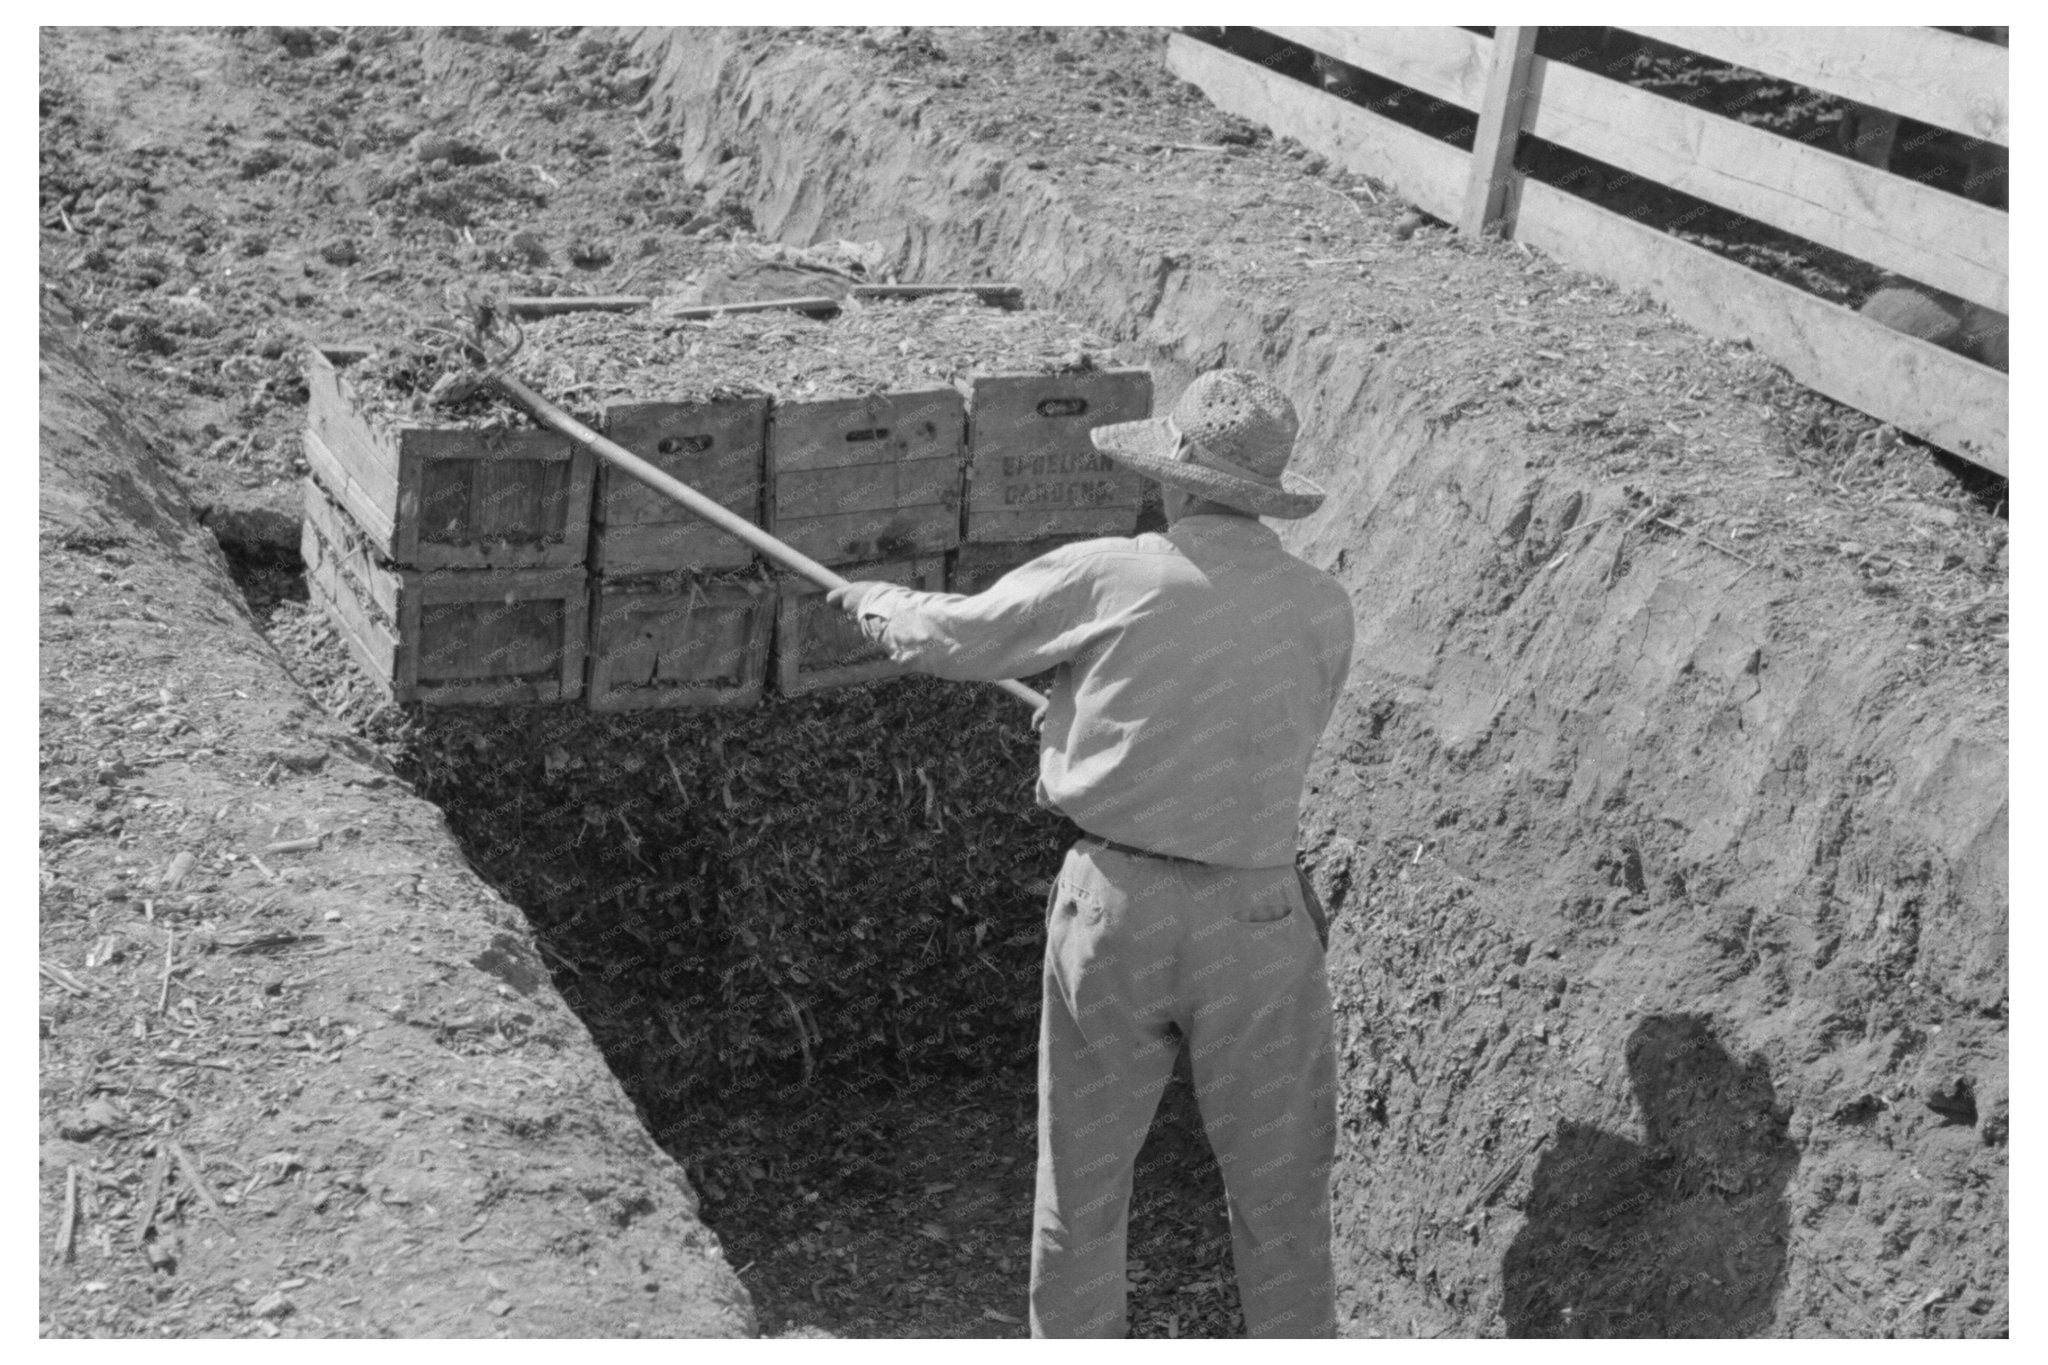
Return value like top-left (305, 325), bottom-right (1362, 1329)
top-left (854, 582), bottom-right (1079, 684)
top-left (856, 584), bottom-right (1030, 682)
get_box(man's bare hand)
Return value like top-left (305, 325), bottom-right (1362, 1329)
top-left (824, 581), bottom-right (891, 616)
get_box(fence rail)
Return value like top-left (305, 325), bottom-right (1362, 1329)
top-left (1622, 26), bottom-right (2008, 145)
top-left (1168, 26), bottom-right (2008, 475)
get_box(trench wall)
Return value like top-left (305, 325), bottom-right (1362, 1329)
top-left (39, 289), bottom-right (754, 1338)
top-left (630, 26), bottom-right (2008, 1336)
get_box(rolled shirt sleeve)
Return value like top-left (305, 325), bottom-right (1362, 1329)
top-left (853, 550), bottom-right (1092, 683)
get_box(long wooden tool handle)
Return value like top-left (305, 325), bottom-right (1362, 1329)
top-left (489, 372), bottom-right (1049, 713)
top-left (503, 283), bottom-right (1023, 320)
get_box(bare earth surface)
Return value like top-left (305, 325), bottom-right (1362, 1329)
top-left (40, 25), bottom-right (2004, 1339)
top-left (36, 26), bottom-right (768, 1339)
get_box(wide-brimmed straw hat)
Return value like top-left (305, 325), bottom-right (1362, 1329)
top-left (1089, 368), bottom-right (1326, 519)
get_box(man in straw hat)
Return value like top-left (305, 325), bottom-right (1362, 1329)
top-left (828, 368), bottom-right (1356, 1337)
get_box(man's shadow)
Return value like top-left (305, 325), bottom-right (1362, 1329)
top-left (1501, 1014), bottom-right (1800, 1337)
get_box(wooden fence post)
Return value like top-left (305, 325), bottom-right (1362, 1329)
top-left (1460, 26), bottom-right (1540, 238)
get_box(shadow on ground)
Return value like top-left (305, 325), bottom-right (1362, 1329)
top-left (1501, 1013), bottom-right (1800, 1337)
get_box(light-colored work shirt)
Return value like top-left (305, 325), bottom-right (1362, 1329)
top-left (853, 515), bottom-right (1356, 868)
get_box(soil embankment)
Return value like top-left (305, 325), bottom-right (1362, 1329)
top-left (631, 25), bottom-right (2007, 1337)
top-left (38, 291), bottom-right (752, 1337)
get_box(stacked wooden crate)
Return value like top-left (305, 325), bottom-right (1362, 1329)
top-left (300, 347), bottom-right (592, 706)
top-left (583, 396), bottom-right (775, 710)
top-left (303, 297), bottom-right (1157, 708)
top-left (767, 387), bottom-right (962, 694)
top-left (515, 297), bottom-right (1152, 698)
top-left (952, 367), bottom-right (1154, 595)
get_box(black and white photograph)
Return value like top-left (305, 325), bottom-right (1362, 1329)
top-left (35, 21), bottom-right (2010, 1341)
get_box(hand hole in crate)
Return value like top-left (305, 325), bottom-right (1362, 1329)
top-left (1036, 397), bottom-right (1090, 418)
top-left (845, 427), bottom-right (892, 444)
top-left (657, 434), bottom-right (716, 456)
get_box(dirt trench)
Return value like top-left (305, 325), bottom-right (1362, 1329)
top-left (40, 24), bottom-right (2006, 1340)
top-left (624, 25), bottom-right (2008, 1337)
top-left (38, 292), bottom-right (753, 1338)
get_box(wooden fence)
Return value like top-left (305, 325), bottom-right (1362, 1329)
top-left (1168, 26), bottom-right (2009, 476)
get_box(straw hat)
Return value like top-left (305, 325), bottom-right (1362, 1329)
top-left (1089, 368), bottom-right (1326, 519)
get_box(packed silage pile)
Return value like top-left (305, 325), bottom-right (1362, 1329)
top-left (339, 291), bottom-right (1116, 427)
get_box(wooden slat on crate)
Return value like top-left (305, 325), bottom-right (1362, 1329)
top-left (1621, 25), bottom-right (2008, 144)
top-left (1513, 174), bottom-right (2007, 474)
top-left (400, 569), bottom-right (588, 705)
top-left (1165, 33), bottom-right (1469, 225)
top-left (306, 351), bottom-right (399, 535)
top-left (775, 558), bottom-right (945, 697)
top-left (301, 480), bottom-right (587, 704)
top-left (301, 484), bottom-right (400, 689)
top-left (308, 347), bottom-right (398, 481)
top-left (303, 426), bottom-right (397, 551)
top-left (403, 428), bottom-right (589, 568)
top-left (302, 477), bottom-right (400, 622)
top-left (306, 548), bottom-right (401, 690)
top-left (949, 536), bottom-right (1093, 597)
top-left (595, 397), bottom-right (769, 574)
top-left (587, 573), bottom-right (775, 710)
top-left (768, 389), bottom-right (965, 565)
top-left (769, 505), bottom-right (964, 570)
top-left (964, 371), bottom-right (1151, 543)
top-left (303, 346), bottom-right (595, 570)
top-left (775, 457), bottom-right (965, 520)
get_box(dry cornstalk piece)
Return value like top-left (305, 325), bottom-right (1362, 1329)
top-left (1541, 507), bottom-right (1627, 571)
top-left (264, 835), bottom-right (324, 855)
top-left (226, 932), bottom-right (322, 955)
top-left (1654, 516), bottom-right (1776, 574)
top-left (171, 1144), bottom-right (233, 1235)
top-left (157, 929), bottom-right (175, 1013)
top-left (534, 940), bottom-right (581, 977)
top-left (1467, 1130), bottom-right (1550, 1212)
top-left (39, 961), bottom-right (93, 997)
top-left (135, 1146), bottom-right (171, 1247)
top-left (1311, 178), bottom-right (1371, 219)
top-left (1604, 503), bottom-right (1668, 588)
top-left (55, 1165), bottom-right (79, 1263)
top-left (161, 850), bottom-right (197, 891)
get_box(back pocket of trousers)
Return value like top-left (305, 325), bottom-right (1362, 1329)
top-left (1233, 877), bottom-right (1297, 925)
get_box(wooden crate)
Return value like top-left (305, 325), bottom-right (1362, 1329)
top-left (593, 396), bottom-right (769, 575)
top-left (767, 389), bottom-right (965, 566)
top-left (305, 346), bottom-right (594, 570)
top-left (947, 535), bottom-right (1096, 598)
top-left (774, 558), bottom-right (945, 697)
top-left (300, 481), bottom-right (586, 706)
top-left (963, 370), bottom-right (1152, 542)
top-left (586, 572), bottom-right (776, 711)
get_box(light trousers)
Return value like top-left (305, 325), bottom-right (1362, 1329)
top-left (1029, 840), bottom-right (1338, 1338)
